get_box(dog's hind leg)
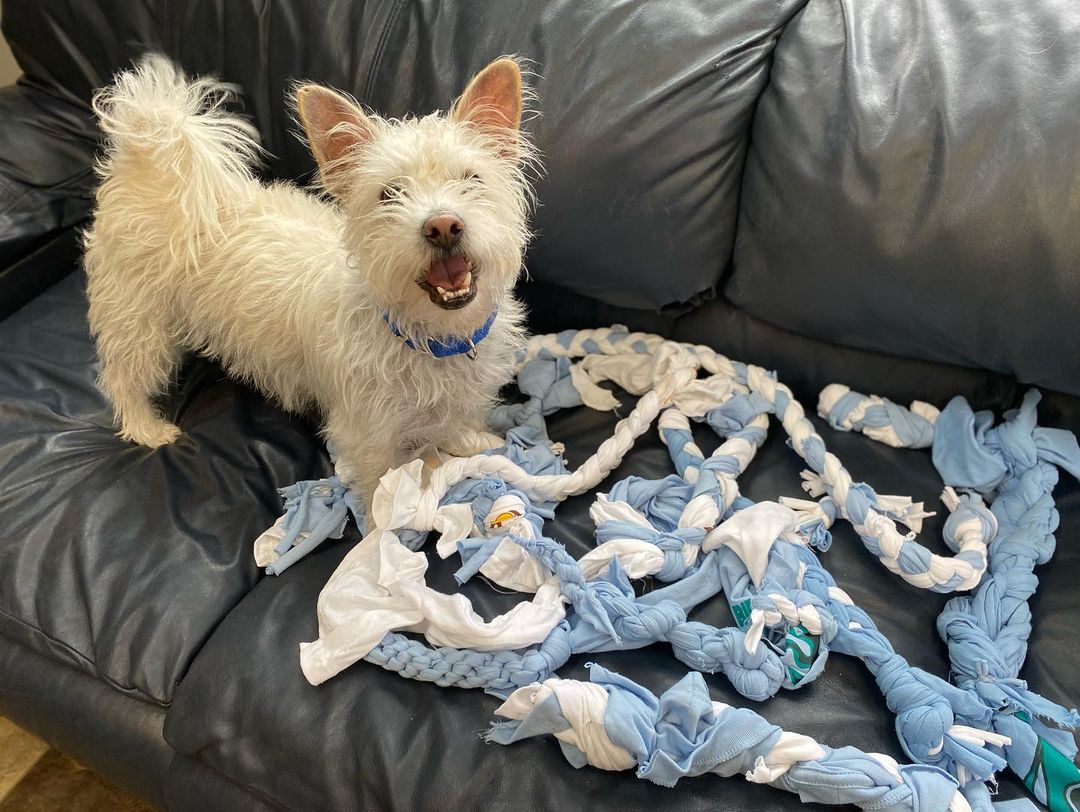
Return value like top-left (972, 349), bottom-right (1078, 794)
top-left (94, 315), bottom-right (184, 448)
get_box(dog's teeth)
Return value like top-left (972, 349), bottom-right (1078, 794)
top-left (434, 283), bottom-right (472, 304)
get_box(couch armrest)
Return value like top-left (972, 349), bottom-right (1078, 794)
top-left (0, 79), bottom-right (98, 302)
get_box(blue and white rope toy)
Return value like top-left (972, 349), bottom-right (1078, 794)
top-left (820, 385), bottom-right (1080, 811)
top-left (253, 326), bottom-right (1080, 811)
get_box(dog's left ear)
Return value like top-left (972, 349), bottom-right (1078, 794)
top-left (295, 84), bottom-right (374, 192)
top-left (451, 58), bottom-right (523, 160)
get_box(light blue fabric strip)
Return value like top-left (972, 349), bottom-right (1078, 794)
top-left (488, 665), bottom-right (963, 810)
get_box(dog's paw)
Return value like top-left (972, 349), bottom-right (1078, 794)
top-left (120, 420), bottom-right (182, 448)
top-left (475, 431), bottom-right (506, 451)
top-left (442, 429), bottom-right (505, 457)
top-left (332, 458), bottom-right (360, 487)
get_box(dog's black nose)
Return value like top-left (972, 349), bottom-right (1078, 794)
top-left (423, 213), bottom-right (464, 250)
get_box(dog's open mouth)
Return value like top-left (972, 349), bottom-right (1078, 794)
top-left (417, 254), bottom-right (478, 310)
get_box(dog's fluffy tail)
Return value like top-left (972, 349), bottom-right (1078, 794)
top-left (91, 54), bottom-right (261, 253)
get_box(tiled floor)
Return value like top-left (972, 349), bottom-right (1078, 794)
top-left (0, 718), bottom-right (153, 811)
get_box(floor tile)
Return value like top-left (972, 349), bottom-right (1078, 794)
top-left (0, 718), bottom-right (48, 802)
top-left (0, 749), bottom-right (152, 812)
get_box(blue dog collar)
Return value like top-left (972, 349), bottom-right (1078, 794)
top-left (384, 309), bottom-right (498, 359)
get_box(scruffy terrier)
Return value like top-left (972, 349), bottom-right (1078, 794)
top-left (84, 55), bottom-right (534, 507)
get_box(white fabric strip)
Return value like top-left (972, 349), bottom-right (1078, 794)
top-left (497, 680), bottom-right (637, 771)
top-left (579, 539), bottom-right (669, 580)
top-left (702, 502), bottom-right (798, 587)
top-left (299, 530), bottom-right (566, 685)
top-left (745, 730), bottom-right (827, 783)
top-left (435, 494), bottom-right (551, 593)
top-left (253, 514), bottom-right (291, 567)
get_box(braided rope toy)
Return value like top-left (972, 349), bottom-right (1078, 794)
top-left (253, 326), bottom-right (1079, 811)
top-left (820, 386), bottom-right (1080, 811)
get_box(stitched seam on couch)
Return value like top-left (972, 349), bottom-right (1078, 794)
top-left (0, 602), bottom-right (169, 708)
top-left (363, 0), bottom-right (407, 104)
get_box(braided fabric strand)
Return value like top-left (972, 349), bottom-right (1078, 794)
top-left (819, 385), bottom-right (1080, 811)
top-left (247, 326), bottom-right (1080, 810)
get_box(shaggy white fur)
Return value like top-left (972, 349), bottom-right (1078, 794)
top-left (84, 54), bottom-right (535, 507)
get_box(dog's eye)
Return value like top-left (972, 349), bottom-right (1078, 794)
top-left (462, 171), bottom-right (481, 187)
top-left (380, 183), bottom-right (404, 203)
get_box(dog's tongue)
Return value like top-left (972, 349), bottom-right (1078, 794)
top-left (426, 255), bottom-right (471, 290)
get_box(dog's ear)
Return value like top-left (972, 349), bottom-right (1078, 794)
top-left (295, 84), bottom-right (373, 191)
top-left (451, 58), bottom-right (523, 160)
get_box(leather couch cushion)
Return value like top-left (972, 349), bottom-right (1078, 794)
top-left (165, 379), bottom-right (1080, 810)
top-left (0, 638), bottom-right (172, 807)
top-left (0, 271), bottom-right (329, 704)
top-left (1, 0), bottom-right (165, 106)
top-left (0, 86), bottom-right (96, 271)
top-left (522, 281), bottom-right (1047, 419)
top-left (4, 0), bottom-right (808, 311)
top-left (728, 0), bottom-right (1080, 395)
top-left (164, 754), bottom-right (279, 812)
top-left (303, 0), bottom-right (806, 311)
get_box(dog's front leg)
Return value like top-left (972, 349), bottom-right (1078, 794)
top-left (324, 411), bottom-right (401, 517)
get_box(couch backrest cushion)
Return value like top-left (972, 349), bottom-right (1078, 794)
top-left (1, 0), bottom-right (165, 106)
top-left (727, 0), bottom-right (1080, 395)
top-left (4, 0), bottom-right (805, 312)
top-left (172, 0), bottom-right (807, 311)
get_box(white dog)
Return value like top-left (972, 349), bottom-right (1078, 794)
top-left (84, 55), bottom-right (534, 507)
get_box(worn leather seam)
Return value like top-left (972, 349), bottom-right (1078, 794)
top-left (0, 602), bottom-right (168, 708)
top-left (363, 0), bottom-right (406, 103)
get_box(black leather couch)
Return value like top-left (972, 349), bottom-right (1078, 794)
top-left (1, 1), bottom-right (1078, 810)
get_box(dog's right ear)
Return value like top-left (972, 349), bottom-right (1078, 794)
top-left (295, 85), bottom-right (373, 192)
